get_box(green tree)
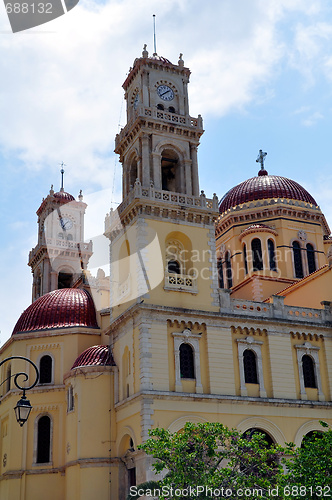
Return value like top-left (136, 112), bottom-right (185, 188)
top-left (281, 422), bottom-right (332, 500)
top-left (135, 422), bottom-right (283, 500)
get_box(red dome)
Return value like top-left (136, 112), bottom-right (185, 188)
top-left (53, 190), bottom-right (75, 202)
top-left (13, 289), bottom-right (98, 335)
top-left (219, 174), bottom-right (317, 213)
top-left (71, 345), bottom-right (115, 369)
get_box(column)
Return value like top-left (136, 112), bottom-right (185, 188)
top-left (191, 144), bottom-right (199, 196)
top-left (141, 134), bottom-right (150, 187)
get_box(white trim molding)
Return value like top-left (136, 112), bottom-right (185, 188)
top-left (172, 328), bottom-right (203, 394)
top-left (295, 341), bottom-right (324, 401)
top-left (237, 336), bottom-right (266, 398)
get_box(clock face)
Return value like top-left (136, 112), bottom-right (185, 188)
top-left (157, 85), bottom-right (174, 101)
top-left (133, 93), bottom-right (139, 110)
top-left (59, 217), bottom-right (73, 230)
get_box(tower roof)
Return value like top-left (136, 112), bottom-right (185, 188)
top-left (219, 172), bottom-right (318, 214)
top-left (12, 288), bottom-right (99, 335)
top-left (71, 345), bottom-right (115, 369)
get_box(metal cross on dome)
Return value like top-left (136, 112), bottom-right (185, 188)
top-left (256, 149), bottom-right (267, 169)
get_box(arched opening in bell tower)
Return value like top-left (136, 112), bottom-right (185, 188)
top-left (161, 149), bottom-right (179, 192)
top-left (58, 271), bottom-right (73, 289)
top-left (129, 158), bottom-right (138, 190)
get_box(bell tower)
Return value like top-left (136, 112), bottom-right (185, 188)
top-left (115, 45), bottom-right (203, 197)
top-left (28, 172), bottom-right (93, 302)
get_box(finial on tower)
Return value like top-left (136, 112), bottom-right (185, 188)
top-left (178, 53), bottom-right (184, 67)
top-left (78, 189), bottom-right (83, 201)
top-left (142, 44), bottom-right (148, 58)
top-left (59, 162), bottom-right (66, 191)
top-left (256, 150), bottom-right (268, 176)
top-left (153, 14), bottom-right (157, 55)
top-left (50, 184), bottom-right (54, 195)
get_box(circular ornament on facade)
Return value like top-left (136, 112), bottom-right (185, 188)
top-left (298, 230), bottom-right (307, 241)
top-left (157, 85), bottom-right (174, 101)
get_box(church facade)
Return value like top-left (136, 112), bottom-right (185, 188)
top-left (0, 47), bottom-right (331, 500)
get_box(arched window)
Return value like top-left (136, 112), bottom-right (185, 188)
top-left (157, 103), bottom-right (164, 110)
top-left (243, 244), bottom-right (248, 275)
top-left (168, 260), bottom-right (181, 274)
top-left (225, 252), bottom-right (233, 288)
top-left (302, 355), bottom-right (316, 388)
top-left (243, 349), bottom-right (258, 384)
top-left (58, 272), bottom-right (73, 289)
top-left (67, 385), bottom-right (74, 412)
top-left (301, 430), bottom-right (323, 448)
top-left (36, 415), bottom-right (51, 464)
top-left (67, 233), bottom-right (73, 241)
top-left (129, 158), bottom-right (138, 189)
top-left (58, 233), bottom-right (64, 239)
top-left (168, 106), bottom-right (176, 113)
top-left (268, 239), bottom-right (277, 271)
top-left (292, 241), bottom-right (304, 278)
top-left (179, 343), bottom-right (195, 379)
top-left (6, 365), bottom-right (11, 393)
top-left (306, 243), bottom-right (316, 274)
top-left (39, 355), bottom-right (52, 384)
top-left (243, 428), bottom-right (274, 447)
top-left (251, 238), bottom-right (263, 271)
top-left (161, 149), bottom-right (178, 192)
top-left (217, 259), bottom-right (224, 288)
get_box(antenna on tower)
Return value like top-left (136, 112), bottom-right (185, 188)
top-left (153, 14), bottom-right (157, 55)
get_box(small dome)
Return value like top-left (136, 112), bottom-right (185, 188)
top-left (13, 289), bottom-right (98, 335)
top-left (71, 345), bottom-right (115, 369)
top-left (219, 174), bottom-right (317, 213)
top-left (53, 190), bottom-right (75, 202)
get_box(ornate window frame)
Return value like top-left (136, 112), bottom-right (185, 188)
top-left (295, 341), bottom-right (324, 401)
top-left (172, 329), bottom-right (203, 393)
top-left (237, 337), bottom-right (266, 398)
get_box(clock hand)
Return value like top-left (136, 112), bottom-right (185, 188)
top-left (160, 89), bottom-right (171, 96)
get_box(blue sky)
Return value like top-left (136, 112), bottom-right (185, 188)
top-left (0, 0), bottom-right (332, 344)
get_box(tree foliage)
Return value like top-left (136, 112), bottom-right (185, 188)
top-left (127, 421), bottom-right (332, 500)
top-left (137, 422), bottom-right (283, 499)
top-left (280, 421), bottom-right (332, 500)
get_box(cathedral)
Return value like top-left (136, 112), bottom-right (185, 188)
top-left (0, 46), bottom-right (331, 500)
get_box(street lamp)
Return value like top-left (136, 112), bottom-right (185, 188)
top-left (0, 356), bottom-right (39, 426)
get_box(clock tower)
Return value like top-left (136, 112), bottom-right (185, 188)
top-left (28, 178), bottom-right (92, 302)
top-left (115, 45), bottom-right (203, 197)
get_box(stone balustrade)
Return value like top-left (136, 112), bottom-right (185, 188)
top-left (219, 289), bottom-right (332, 324)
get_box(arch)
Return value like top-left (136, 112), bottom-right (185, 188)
top-left (168, 106), bottom-right (176, 113)
top-left (168, 260), bottom-right (181, 274)
top-left (38, 354), bottom-right (53, 384)
top-left (302, 354), bottom-right (317, 388)
top-left (306, 243), bottom-right (316, 274)
top-left (6, 364), bottom-right (11, 393)
top-left (129, 157), bottom-right (138, 189)
top-left (243, 349), bottom-right (258, 384)
top-left (168, 415), bottom-right (208, 433)
top-left (117, 428), bottom-right (137, 456)
top-left (58, 270), bottom-right (73, 289)
top-left (293, 421), bottom-right (328, 447)
top-left (243, 243), bottom-right (248, 275)
top-left (237, 417), bottom-right (286, 446)
top-left (217, 258), bottom-right (224, 288)
top-left (268, 239), bottom-right (277, 271)
top-left (292, 241), bottom-right (304, 278)
top-left (34, 413), bottom-right (52, 464)
top-left (157, 103), bottom-right (164, 110)
top-left (179, 343), bottom-right (195, 379)
top-left (251, 238), bottom-right (263, 271)
top-left (243, 428), bottom-right (274, 446)
top-left (161, 148), bottom-right (179, 192)
top-left (225, 251), bottom-right (233, 288)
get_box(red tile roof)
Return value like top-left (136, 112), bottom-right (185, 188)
top-left (71, 345), bottom-right (115, 369)
top-left (219, 174), bottom-right (317, 213)
top-left (53, 190), bottom-right (75, 202)
top-left (12, 288), bottom-right (99, 335)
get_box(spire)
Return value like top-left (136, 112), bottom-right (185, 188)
top-left (59, 162), bottom-right (66, 192)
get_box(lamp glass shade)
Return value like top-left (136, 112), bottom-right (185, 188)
top-left (14, 396), bottom-right (32, 426)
